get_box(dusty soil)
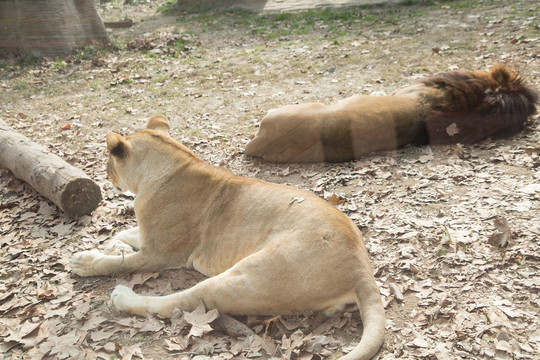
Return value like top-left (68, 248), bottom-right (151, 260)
top-left (164, 0), bottom-right (403, 12)
top-left (1, 0), bottom-right (539, 359)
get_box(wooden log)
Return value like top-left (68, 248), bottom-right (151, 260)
top-left (0, 119), bottom-right (101, 216)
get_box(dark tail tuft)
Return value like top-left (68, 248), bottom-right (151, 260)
top-left (420, 65), bottom-right (539, 144)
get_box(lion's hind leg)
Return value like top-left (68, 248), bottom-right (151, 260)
top-left (110, 266), bottom-right (275, 318)
top-left (103, 227), bottom-right (140, 255)
top-left (111, 244), bottom-right (351, 318)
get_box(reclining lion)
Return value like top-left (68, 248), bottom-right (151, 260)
top-left (70, 115), bottom-right (385, 360)
top-left (245, 65), bottom-right (539, 162)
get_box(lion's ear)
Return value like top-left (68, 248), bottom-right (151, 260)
top-left (106, 132), bottom-right (129, 158)
top-left (146, 114), bottom-right (170, 135)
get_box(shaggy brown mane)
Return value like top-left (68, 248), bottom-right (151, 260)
top-left (420, 65), bottom-right (539, 144)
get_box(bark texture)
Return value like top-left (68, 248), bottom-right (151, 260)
top-left (0, 119), bottom-right (101, 216)
top-left (0, 0), bottom-right (109, 57)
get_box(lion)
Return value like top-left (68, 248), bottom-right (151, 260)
top-left (70, 115), bottom-right (385, 360)
top-left (245, 65), bottom-right (539, 162)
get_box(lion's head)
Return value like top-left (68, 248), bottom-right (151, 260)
top-left (105, 115), bottom-right (171, 193)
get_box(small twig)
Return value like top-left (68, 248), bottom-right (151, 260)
top-left (111, 249), bottom-right (125, 280)
top-left (145, 352), bottom-right (198, 356)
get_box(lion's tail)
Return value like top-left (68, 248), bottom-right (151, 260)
top-left (341, 283), bottom-right (386, 360)
top-left (419, 65), bottom-right (539, 144)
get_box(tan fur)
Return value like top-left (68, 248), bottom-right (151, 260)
top-left (70, 116), bottom-right (385, 360)
top-left (245, 65), bottom-right (538, 162)
top-left (245, 95), bottom-right (424, 162)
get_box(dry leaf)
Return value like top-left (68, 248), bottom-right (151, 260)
top-left (5, 177), bottom-right (23, 191)
top-left (49, 330), bottom-right (83, 359)
top-left (184, 302), bottom-right (219, 338)
top-left (118, 344), bottom-right (144, 360)
top-left (90, 329), bottom-right (114, 342)
top-left (3, 321), bottom-right (40, 343)
top-left (412, 336), bottom-right (430, 348)
top-left (49, 222), bottom-right (73, 236)
top-left (213, 314), bottom-right (255, 338)
top-left (446, 123), bottom-right (460, 136)
top-left (72, 301), bottom-right (90, 320)
top-left (304, 335), bottom-right (330, 353)
top-left (80, 313), bottom-right (108, 331)
top-left (190, 337), bottom-right (214, 355)
top-left (488, 217), bottom-right (511, 248)
top-left (165, 335), bottom-right (189, 352)
top-left (37, 281), bottom-right (56, 299)
top-left (389, 283), bottom-right (404, 302)
top-left (289, 197), bottom-right (306, 204)
top-left (279, 317), bottom-right (301, 331)
top-left (139, 315), bottom-right (165, 333)
top-left (102, 342), bottom-right (116, 352)
top-left (327, 193), bottom-right (341, 204)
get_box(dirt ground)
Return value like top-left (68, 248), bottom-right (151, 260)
top-left (169, 0), bottom-right (403, 12)
top-left (1, 0), bottom-right (539, 359)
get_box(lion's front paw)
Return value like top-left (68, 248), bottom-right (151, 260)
top-left (111, 285), bottom-right (147, 315)
top-left (103, 240), bottom-right (136, 255)
top-left (70, 249), bottom-right (103, 277)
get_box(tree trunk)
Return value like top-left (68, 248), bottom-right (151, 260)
top-left (0, 119), bottom-right (101, 217)
top-left (0, 0), bottom-right (109, 58)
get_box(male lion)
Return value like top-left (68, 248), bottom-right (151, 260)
top-left (70, 115), bottom-right (385, 360)
top-left (245, 65), bottom-right (539, 162)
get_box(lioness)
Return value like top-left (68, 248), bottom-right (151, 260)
top-left (70, 115), bottom-right (385, 360)
top-left (245, 65), bottom-right (539, 162)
